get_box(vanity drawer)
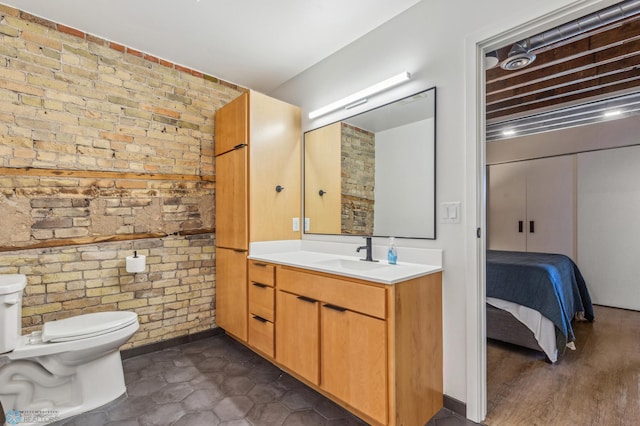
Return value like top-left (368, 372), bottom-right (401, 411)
top-left (249, 261), bottom-right (275, 287)
top-left (248, 315), bottom-right (274, 358)
top-left (277, 267), bottom-right (387, 319)
top-left (249, 282), bottom-right (274, 322)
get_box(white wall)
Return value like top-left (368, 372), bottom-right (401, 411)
top-left (578, 145), bottom-right (640, 311)
top-left (374, 118), bottom-right (434, 238)
top-left (270, 0), bottom-right (615, 417)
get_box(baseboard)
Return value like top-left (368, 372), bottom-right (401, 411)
top-left (443, 394), bottom-right (466, 418)
top-left (121, 327), bottom-right (224, 359)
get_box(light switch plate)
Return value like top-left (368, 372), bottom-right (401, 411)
top-left (440, 202), bottom-right (461, 224)
top-left (304, 218), bottom-right (310, 232)
top-left (292, 217), bottom-right (300, 232)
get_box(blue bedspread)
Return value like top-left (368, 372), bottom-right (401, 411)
top-left (487, 250), bottom-right (594, 344)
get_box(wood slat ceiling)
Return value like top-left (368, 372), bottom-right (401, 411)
top-left (486, 12), bottom-right (640, 124)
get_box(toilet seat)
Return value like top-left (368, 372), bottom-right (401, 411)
top-left (42, 311), bottom-right (138, 343)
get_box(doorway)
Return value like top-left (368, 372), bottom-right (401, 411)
top-left (467, 0), bottom-right (625, 422)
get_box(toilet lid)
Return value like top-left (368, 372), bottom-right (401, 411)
top-left (42, 311), bottom-right (138, 343)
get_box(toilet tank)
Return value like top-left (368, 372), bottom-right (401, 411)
top-left (0, 274), bottom-right (27, 354)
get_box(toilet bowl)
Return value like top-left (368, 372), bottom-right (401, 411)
top-left (0, 274), bottom-right (139, 425)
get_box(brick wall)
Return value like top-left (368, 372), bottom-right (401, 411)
top-left (0, 5), bottom-right (243, 347)
top-left (341, 122), bottom-right (375, 235)
top-left (0, 174), bottom-right (213, 246)
top-left (0, 234), bottom-right (214, 349)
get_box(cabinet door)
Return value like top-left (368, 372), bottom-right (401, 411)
top-left (215, 248), bottom-right (247, 341)
top-left (321, 305), bottom-right (387, 425)
top-left (215, 147), bottom-right (248, 250)
top-left (215, 92), bottom-right (248, 156)
top-left (526, 155), bottom-right (576, 259)
top-left (304, 122), bottom-right (342, 234)
top-left (275, 290), bottom-right (319, 385)
top-left (249, 91), bottom-right (301, 242)
top-left (488, 162), bottom-right (527, 251)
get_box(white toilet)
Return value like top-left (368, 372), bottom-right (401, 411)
top-left (0, 274), bottom-right (139, 425)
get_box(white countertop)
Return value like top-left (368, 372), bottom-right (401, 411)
top-left (248, 240), bottom-right (442, 285)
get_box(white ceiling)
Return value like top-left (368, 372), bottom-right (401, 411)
top-left (0, 0), bottom-right (421, 93)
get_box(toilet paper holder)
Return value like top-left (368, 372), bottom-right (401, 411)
top-left (126, 251), bottom-right (146, 274)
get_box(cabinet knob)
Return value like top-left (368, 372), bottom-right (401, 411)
top-left (276, 185), bottom-right (284, 193)
top-left (318, 189), bottom-right (326, 196)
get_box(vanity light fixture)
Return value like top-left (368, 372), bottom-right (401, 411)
top-left (345, 98), bottom-right (368, 110)
top-left (308, 71), bottom-right (411, 119)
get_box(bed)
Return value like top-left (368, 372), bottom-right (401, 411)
top-left (486, 250), bottom-right (594, 362)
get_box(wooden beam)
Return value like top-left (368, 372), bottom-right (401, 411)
top-left (0, 167), bottom-right (215, 182)
top-left (0, 228), bottom-right (215, 252)
top-left (487, 15), bottom-right (640, 86)
top-left (486, 14), bottom-right (640, 121)
top-left (488, 68), bottom-right (640, 113)
top-left (488, 37), bottom-right (640, 97)
top-left (487, 53), bottom-right (640, 104)
top-left (487, 77), bottom-right (640, 120)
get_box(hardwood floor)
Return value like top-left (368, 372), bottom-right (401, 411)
top-left (486, 305), bottom-right (640, 426)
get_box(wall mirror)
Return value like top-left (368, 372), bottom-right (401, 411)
top-left (304, 87), bottom-right (436, 239)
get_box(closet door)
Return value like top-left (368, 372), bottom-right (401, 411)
top-left (488, 162), bottom-right (527, 252)
top-left (578, 146), bottom-right (640, 310)
top-left (526, 155), bottom-right (576, 259)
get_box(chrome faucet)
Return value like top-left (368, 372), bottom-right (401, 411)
top-left (356, 236), bottom-right (378, 262)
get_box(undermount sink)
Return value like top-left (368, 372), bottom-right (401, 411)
top-left (314, 258), bottom-right (390, 271)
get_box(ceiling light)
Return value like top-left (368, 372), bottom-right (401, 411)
top-left (308, 72), bottom-right (411, 119)
top-left (501, 41), bottom-right (536, 71)
top-left (485, 51), bottom-right (499, 70)
top-left (604, 109), bottom-right (622, 117)
top-left (502, 129), bottom-right (516, 136)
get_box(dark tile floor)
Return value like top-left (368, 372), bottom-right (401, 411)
top-left (56, 334), bottom-right (477, 426)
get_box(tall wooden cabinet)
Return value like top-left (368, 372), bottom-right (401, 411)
top-left (214, 91), bottom-right (301, 342)
top-left (488, 155), bottom-right (576, 259)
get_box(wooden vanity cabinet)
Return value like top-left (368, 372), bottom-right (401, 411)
top-left (274, 266), bottom-right (443, 426)
top-left (214, 91), bottom-right (301, 343)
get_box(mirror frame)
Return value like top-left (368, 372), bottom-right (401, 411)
top-left (303, 87), bottom-right (437, 240)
